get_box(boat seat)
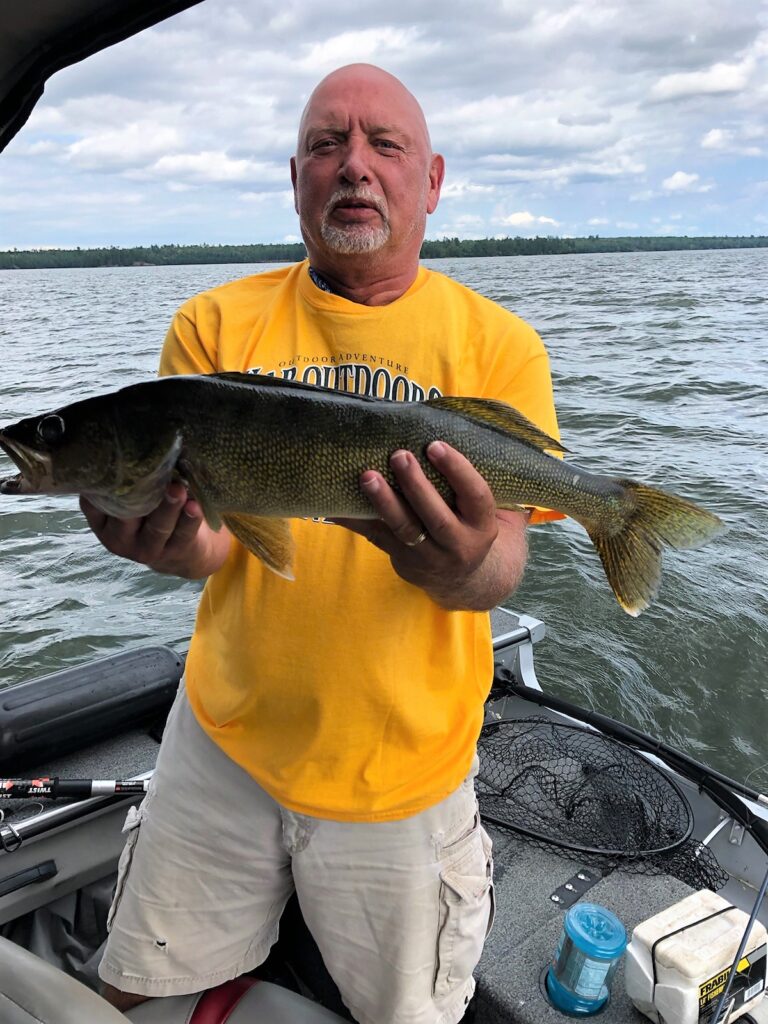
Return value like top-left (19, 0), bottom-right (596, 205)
top-left (0, 935), bottom-right (348, 1023)
top-left (127, 976), bottom-right (350, 1022)
top-left (0, 934), bottom-right (127, 1024)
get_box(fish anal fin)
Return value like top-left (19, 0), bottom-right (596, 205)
top-left (427, 397), bottom-right (567, 453)
top-left (222, 513), bottom-right (295, 580)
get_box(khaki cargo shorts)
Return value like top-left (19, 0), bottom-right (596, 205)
top-left (99, 684), bottom-right (494, 1024)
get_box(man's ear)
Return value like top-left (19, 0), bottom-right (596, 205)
top-left (290, 156), bottom-right (299, 214)
top-left (426, 154), bottom-right (445, 214)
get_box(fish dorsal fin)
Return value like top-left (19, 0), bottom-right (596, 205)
top-left (426, 397), bottom-right (567, 453)
top-left (208, 372), bottom-right (383, 404)
top-left (209, 374), bottom-right (565, 452)
top-left (222, 513), bottom-right (295, 580)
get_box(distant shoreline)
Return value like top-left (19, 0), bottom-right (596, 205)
top-left (1, 235), bottom-right (766, 269)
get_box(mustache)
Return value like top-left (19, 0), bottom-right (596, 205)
top-left (323, 188), bottom-right (388, 221)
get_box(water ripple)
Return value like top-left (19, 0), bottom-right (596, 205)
top-left (1, 251), bottom-right (767, 781)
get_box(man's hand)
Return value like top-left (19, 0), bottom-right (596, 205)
top-left (333, 441), bottom-right (528, 610)
top-left (80, 481), bottom-right (231, 580)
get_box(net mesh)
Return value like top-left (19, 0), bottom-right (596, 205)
top-left (477, 717), bottom-right (728, 891)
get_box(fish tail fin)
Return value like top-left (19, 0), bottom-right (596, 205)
top-left (585, 481), bottom-right (725, 616)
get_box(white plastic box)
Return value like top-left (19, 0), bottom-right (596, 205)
top-left (625, 889), bottom-right (767, 1023)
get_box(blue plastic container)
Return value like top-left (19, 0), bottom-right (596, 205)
top-left (546, 903), bottom-right (627, 1016)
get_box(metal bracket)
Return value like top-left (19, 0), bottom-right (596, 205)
top-left (728, 821), bottom-right (746, 846)
top-left (701, 815), bottom-right (745, 849)
top-left (549, 867), bottom-right (603, 909)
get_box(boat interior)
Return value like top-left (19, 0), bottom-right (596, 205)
top-left (0, 609), bottom-right (766, 1023)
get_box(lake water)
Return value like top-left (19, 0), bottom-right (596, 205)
top-left (0, 250), bottom-right (766, 785)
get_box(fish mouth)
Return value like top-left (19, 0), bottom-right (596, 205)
top-left (0, 435), bottom-right (53, 493)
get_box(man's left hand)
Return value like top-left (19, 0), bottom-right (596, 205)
top-left (332, 441), bottom-right (527, 610)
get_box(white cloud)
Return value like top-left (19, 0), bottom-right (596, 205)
top-left (558, 112), bottom-right (612, 127)
top-left (588, 217), bottom-right (610, 225)
top-left (661, 171), bottom-right (713, 193)
top-left (701, 127), bottom-right (762, 156)
top-left (441, 180), bottom-right (496, 199)
top-left (431, 213), bottom-right (488, 239)
top-left (499, 211), bottom-right (559, 227)
top-left (66, 123), bottom-right (183, 170)
top-left (297, 27), bottom-right (438, 72)
top-left (239, 189), bottom-right (294, 207)
top-left (474, 143), bottom-right (646, 189)
top-left (146, 152), bottom-right (285, 186)
top-left (702, 128), bottom-right (727, 149)
top-left (650, 59), bottom-right (753, 101)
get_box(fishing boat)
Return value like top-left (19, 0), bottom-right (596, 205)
top-left (1, 609), bottom-right (767, 1023)
top-left (1, 3), bottom-right (767, 1023)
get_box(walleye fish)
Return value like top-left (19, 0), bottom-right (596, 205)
top-left (0, 372), bottom-right (724, 615)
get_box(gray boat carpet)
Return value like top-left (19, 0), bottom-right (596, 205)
top-left (475, 829), bottom-right (693, 1023)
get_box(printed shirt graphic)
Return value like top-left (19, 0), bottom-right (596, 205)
top-left (160, 260), bottom-right (561, 821)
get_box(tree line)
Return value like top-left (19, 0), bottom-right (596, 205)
top-left (1, 235), bottom-right (766, 270)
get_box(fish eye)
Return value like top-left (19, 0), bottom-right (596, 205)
top-left (37, 414), bottom-right (66, 446)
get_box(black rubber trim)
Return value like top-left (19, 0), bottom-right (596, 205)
top-left (0, 858), bottom-right (57, 897)
top-left (0, 0), bottom-right (204, 151)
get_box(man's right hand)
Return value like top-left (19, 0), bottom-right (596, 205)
top-left (80, 481), bottom-right (231, 579)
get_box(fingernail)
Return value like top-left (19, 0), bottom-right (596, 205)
top-left (428, 441), bottom-right (446, 458)
top-left (361, 475), bottom-right (380, 495)
top-left (391, 450), bottom-right (410, 471)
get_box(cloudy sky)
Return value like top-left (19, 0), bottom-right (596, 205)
top-left (2, 0), bottom-right (767, 249)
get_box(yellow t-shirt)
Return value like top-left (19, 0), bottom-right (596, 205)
top-left (160, 260), bottom-right (560, 821)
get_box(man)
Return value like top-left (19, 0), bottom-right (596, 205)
top-left (86, 64), bottom-right (560, 1024)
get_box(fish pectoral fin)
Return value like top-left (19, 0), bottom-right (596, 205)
top-left (176, 459), bottom-right (223, 531)
top-left (426, 397), bottom-right (567, 454)
top-left (85, 433), bottom-right (184, 519)
top-left (222, 513), bottom-right (295, 580)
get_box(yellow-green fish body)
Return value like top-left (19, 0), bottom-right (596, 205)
top-left (0, 373), bottom-right (724, 615)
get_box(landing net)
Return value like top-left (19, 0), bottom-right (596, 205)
top-left (477, 717), bottom-right (727, 891)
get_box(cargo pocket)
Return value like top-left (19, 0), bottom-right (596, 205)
top-left (106, 803), bottom-right (144, 933)
top-left (433, 814), bottom-right (495, 999)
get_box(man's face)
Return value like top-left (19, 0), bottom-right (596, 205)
top-left (291, 68), bottom-right (443, 265)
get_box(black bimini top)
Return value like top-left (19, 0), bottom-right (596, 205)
top-left (0, 0), bottom-right (204, 152)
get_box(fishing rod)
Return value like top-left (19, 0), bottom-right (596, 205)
top-left (711, 862), bottom-right (768, 1024)
top-left (0, 777), bottom-right (149, 799)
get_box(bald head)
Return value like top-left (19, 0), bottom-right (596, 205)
top-left (297, 64), bottom-right (432, 157)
